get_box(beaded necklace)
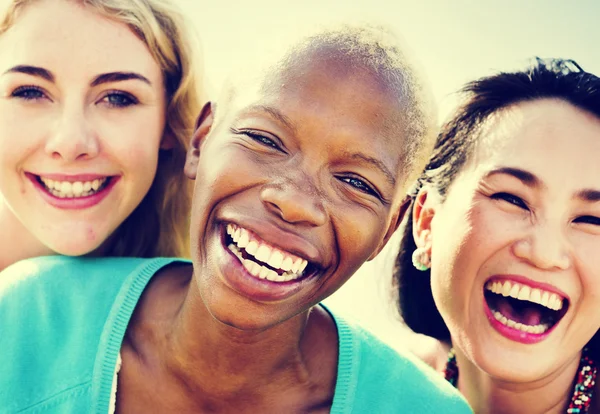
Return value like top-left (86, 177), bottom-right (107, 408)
top-left (443, 347), bottom-right (597, 413)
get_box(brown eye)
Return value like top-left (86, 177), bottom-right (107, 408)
top-left (338, 175), bottom-right (381, 200)
top-left (491, 192), bottom-right (528, 210)
top-left (231, 128), bottom-right (286, 153)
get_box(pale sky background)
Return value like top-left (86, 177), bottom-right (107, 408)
top-left (180, 0), bottom-right (600, 350)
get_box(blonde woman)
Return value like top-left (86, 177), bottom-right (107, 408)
top-left (0, 0), bottom-right (202, 271)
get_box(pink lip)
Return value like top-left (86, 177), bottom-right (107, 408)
top-left (483, 295), bottom-right (559, 345)
top-left (217, 224), bottom-right (320, 302)
top-left (487, 274), bottom-right (569, 301)
top-left (26, 173), bottom-right (119, 210)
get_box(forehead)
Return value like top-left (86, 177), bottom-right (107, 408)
top-left (0, 0), bottom-right (161, 82)
top-left (227, 51), bottom-right (410, 176)
top-left (472, 99), bottom-right (600, 186)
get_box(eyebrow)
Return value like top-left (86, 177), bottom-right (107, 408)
top-left (345, 152), bottom-right (396, 187)
top-left (90, 71), bottom-right (151, 87)
top-left (487, 167), bottom-right (600, 203)
top-left (4, 65), bottom-right (151, 87)
top-left (576, 189), bottom-right (600, 203)
top-left (484, 167), bottom-right (540, 188)
top-left (4, 65), bottom-right (54, 82)
top-left (248, 104), bottom-right (298, 134)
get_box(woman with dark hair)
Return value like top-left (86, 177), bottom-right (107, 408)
top-left (394, 58), bottom-right (600, 413)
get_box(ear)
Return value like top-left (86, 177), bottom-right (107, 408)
top-left (184, 102), bottom-right (215, 180)
top-left (367, 194), bottom-right (412, 261)
top-left (412, 187), bottom-right (436, 252)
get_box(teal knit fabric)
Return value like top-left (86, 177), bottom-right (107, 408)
top-left (0, 256), bottom-right (471, 413)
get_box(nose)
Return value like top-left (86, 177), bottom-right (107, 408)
top-left (512, 219), bottom-right (570, 271)
top-left (45, 106), bottom-right (99, 161)
top-left (260, 179), bottom-right (327, 227)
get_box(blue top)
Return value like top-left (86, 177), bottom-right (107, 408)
top-left (0, 256), bottom-right (471, 413)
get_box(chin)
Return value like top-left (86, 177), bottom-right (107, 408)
top-left (467, 343), bottom-right (559, 383)
top-left (45, 238), bottom-right (105, 257)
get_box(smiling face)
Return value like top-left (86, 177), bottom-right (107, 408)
top-left (0, 0), bottom-right (166, 255)
top-left (185, 51), bottom-right (410, 330)
top-left (417, 99), bottom-right (600, 382)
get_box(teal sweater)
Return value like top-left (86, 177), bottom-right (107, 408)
top-left (0, 256), bottom-right (471, 413)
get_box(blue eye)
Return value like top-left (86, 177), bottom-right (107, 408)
top-left (101, 91), bottom-right (138, 108)
top-left (11, 86), bottom-right (46, 101)
top-left (491, 192), bottom-right (528, 210)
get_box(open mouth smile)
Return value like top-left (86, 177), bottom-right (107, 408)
top-left (225, 223), bottom-right (314, 283)
top-left (484, 278), bottom-right (568, 341)
top-left (37, 176), bottom-right (112, 199)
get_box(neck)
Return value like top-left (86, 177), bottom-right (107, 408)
top-left (126, 266), bottom-right (337, 409)
top-left (0, 198), bottom-right (53, 271)
top-left (454, 348), bottom-right (581, 414)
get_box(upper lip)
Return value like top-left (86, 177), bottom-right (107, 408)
top-left (222, 216), bottom-right (327, 268)
top-left (486, 274), bottom-right (570, 301)
top-left (28, 172), bottom-right (114, 182)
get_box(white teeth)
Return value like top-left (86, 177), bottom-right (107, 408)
top-left (243, 259), bottom-right (255, 274)
top-left (39, 177), bottom-right (107, 199)
top-left (226, 224), bottom-right (314, 283)
top-left (517, 286), bottom-right (531, 301)
top-left (246, 241), bottom-right (258, 255)
top-left (299, 259), bottom-right (308, 273)
top-left (530, 288), bottom-right (542, 304)
top-left (60, 182), bottom-right (72, 193)
top-left (502, 281), bottom-right (511, 296)
top-left (255, 244), bottom-right (272, 263)
top-left (291, 258), bottom-right (302, 273)
top-left (233, 228), bottom-right (241, 243)
top-left (72, 181), bottom-right (83, 196)
top-left (259, 266), bottom-right (270, 280)
top-left (485, 280), bottom-right (564, 311)
top-left (238, 229), bottom-right (249, 248)
top-left (281, 257), bottom-right (293, 272)
top-left (267, 250), bottom-right (284, 270)
top-left (493, 311), bottom-right (550, 334)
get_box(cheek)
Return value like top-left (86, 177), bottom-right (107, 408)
top-left (573, 235), bottom-right (600, 301)
top-left (429, 203), bottom-right (487, 312)
top-left (0, 107), bottom-right (49, 161)
top-left (337, 212), bottom-right (386, 270)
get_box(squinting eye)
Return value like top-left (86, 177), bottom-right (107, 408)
top-left (339, 176), bottom-right (380, 199)
top-left (11, 86), bottom-right (46, 101)
top-left (491, 192), bottom-right (528, 210)
top-left (230, 128), bottom-right (285, 152)
top-left (100, 91), bottom-right (138, 108)
top-left (244, 131), bottom-right (281, 150)
top-left (574, 216), bottom-right (600, 226)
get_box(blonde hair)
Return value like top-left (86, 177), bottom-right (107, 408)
top-left (1, 0), bottom-right (203, 258)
